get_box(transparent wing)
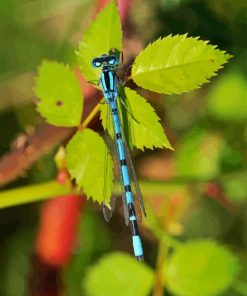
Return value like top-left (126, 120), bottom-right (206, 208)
top-left (87, 79), bottom-right (100, 86)
top-left (113, 140), bottom-right (130, 226)
top-left (118, 97), bottom-right (147, 219)
top-left (119, 96), bottom-right (140, 124)
top-left (122, 136), bottom-right (147, 219)
top-left (103, 132), bottom-right (130, 225)
top-left (102, 106), bottom-right (115, 222)
top-left (102, 107), bottom-right (129, 225)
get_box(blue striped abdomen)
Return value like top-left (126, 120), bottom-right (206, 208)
top-left (109, 100), bottom-right (144, 260)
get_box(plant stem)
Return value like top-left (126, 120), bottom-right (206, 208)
top-left (0, 181), bottom-right (71, 209)
top-left (1, 171), bottom-right (245, 209)
top-left (126, 75), bottom-right (132, 83)
top-left (79, 103), bottom-right (101, 130)
top-left (0, 179), bottom-right (179, 209)
top-left (153, 237), bottom-right (167, 296)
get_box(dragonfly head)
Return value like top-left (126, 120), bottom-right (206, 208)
top-left (92, 54), bottom-right (118, 69)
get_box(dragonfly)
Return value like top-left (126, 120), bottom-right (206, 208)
top-left (92, 52), bottom-right (146, 261)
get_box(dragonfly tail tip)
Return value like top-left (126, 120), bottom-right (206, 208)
top-left (136, 255), bottom-right (144, 262)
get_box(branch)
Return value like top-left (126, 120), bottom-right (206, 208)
top-left (0, 124), bottom-right (73, 187)
top-left (0, 78), bottom-right (100, 188)
top-left (1, 171), bottom-right (244, 209)
top-left (0, 35), bottom-right (143, 188)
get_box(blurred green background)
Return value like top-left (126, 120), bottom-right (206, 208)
top-left (0, 0), bottom-right (246, 295)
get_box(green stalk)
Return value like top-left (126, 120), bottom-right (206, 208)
top-left (0, 181), bottom-right (71, 209)
top-left (0, 179), bottom-right (183, 209)
top-left (1, 170), bottom-right (245, 209)
top-left (152, 237), bottom-right (167, 296)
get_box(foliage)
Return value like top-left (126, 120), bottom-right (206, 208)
top-left (0, 227), bottom-right (35, 296)
top-left (81, 241), bottom-right (239, 296)
top-left (175, 128), bottom-right (224, 179)
top-left (220, 172), bottom-right (247, 204)
top-left (34, 61), bottom-right (83, 126)
top-left (64, 209), bottom-right (112, 296)
top-left (207, 70), bottom-right (247, 122)
top-left (29, 1), bottom-right (231, 204)
top-left (76, 0), bottom-right (122, 83)
top-left (83, 252), bottom-right (154, 296)
top-left (164, 240), bottom-right (239, 296)
top-left (66, 129), bottom-right (113, 204)
top-left (0, 0), bottom-right (245, 296)
top-left (132, 34), bottom-right (231, 94)
top-left (100, 87), bottom-right (172, 150)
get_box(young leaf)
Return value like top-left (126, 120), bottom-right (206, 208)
top-left (34, 61), bottom-right (83, 127)
top-left (83, 252), bottom-right (154, 296)
top-left (207, 70), bottom-right (247, 122)
top-left (100, 87), bottom-right (172, 150)
top-left (132, 34), bottom-right (231, 94)
top-left (66, 129), bottom-right (113, 204)
top-left (76, 0), bottom-right (122, 83)
top-left (164, 240), bottom-right (239, 296)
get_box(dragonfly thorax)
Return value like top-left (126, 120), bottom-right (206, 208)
top-left (100, 69), bottom-right (118, 103)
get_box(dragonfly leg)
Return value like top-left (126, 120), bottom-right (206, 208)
top-left (119, 96), bottom-right (140, 124)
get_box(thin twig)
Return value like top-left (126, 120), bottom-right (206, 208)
top-left (153, 238), bottom-right (167, 296)
top-left (0, 124), bottom-right (73, 187)
top-left (0, 93), bottom-right (100, 188)
top-left (78, 103), bottom-right (101, 130)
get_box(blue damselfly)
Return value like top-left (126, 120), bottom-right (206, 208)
top-left (92, 52), bottom-right (146, 261)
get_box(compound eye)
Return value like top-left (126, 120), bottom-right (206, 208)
top-left (107, 55), bottom-right (118, 65)
top-left (92, 58), bottom-right (102, 68)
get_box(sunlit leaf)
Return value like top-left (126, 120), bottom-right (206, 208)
top-left (132, 34), bottom-right (231, 94)
top-left (207, 70), bottom-right (247, 122)
top-left (66, 129), bottom-right (113, 204)
top-left (164, 240), bottom-right (239, 296)
top-left (100, 87), bottom-right (172, 150)
top-left (175, 128), bottom-right (224, 179)
top-left (76, 0), bottom-right (122, 83)
top-left (83, 252), bottom-right (154, 296)
top-left (35, 61), bottom-right (83, 127)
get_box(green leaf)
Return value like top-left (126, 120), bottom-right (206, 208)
top-left (34, 61), bottom-right (83, 127)
top-left (220, 172), bottom-right (247, 204)
top-left (132, 34), bottom-right (231, 94)
top-left (164, 240), bottom-right (239, 296)
top-left (207, 70), bottom-right (247, 122)
top-left (76, 0), bottom-right (122, 82)
top-left (100, 87), bottom-right (172, 150)
top-left (175, 128), bottom-right (224, 179)
top-left (83, 252), bottom-right (154, 296)
top-left (66, 129), bottom-right (113, 204)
